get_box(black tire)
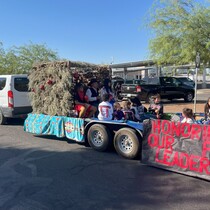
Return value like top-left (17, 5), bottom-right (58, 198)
top-left (146, 93), bottom-right (154, 103)
top-left (0, 110), bottom-right (6, 125)
top-left (87, 124), bottom-right (112, 152)
top-left (114, 128), bottom-right (141, 159)
top-left (184, 92), bottom-right (194, 102)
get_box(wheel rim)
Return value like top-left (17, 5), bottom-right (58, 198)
top-left (117, 134), bottom-right (133, 153)
top-left (0, 112), bottom-right (3, 124)
top-left (187, 93), bottom-right (193, 101)
top-left (91, 130), bottom-right (104, 147)
top-left (147, 94), bottom-right (154, 103)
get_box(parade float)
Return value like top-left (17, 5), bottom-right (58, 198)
top-left (23, 60), bottom-right (210, 180)
top-left (24, 60), bottom-right (143, 159)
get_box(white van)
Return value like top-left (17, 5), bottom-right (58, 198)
top-left (0, 74), bottom-right (32, 124)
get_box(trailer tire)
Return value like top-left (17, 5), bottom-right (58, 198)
top-left (0, 110), bottom-right (6, 125)
top-left (87, 124), bottom-right (112, 152)
top-left (184, 92), bottom-right (194, 102)
top-left (146, 93), bottom-right (155, 103)
top-left (114, 128), bottom-right (140, 159)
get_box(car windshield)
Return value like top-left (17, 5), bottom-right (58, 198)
top-left (177, 78), bottom-right (193, 82)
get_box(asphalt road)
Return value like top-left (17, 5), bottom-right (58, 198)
top-left (0, 119), bottom-right (210, 210)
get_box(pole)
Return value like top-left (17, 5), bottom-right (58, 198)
top-left (193, 52), bottom-right (200, 114)
top-left (193, 67), bottom-right (198, 114)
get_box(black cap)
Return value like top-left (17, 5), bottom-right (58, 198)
top-left (89, 78), bottom-right (98, 86)
top-left (130, 97), bottom-right (141, 106)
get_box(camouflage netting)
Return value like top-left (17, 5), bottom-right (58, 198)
top-left (29, 60), bottom-right (110, 116)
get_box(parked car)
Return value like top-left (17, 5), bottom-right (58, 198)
top-left (0, 74), bottom-right (32, 124)
top-left (111, 76), bottom-right (124, 89)
top-left (175, 77), bottom-right (195, 87)
top-left (120, 76), bottom-right (195, 102)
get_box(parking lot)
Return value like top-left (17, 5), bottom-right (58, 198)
top-left (0, 121), bottom-right (210, 210)
top-left (0, 89), bottom-right (210, 210)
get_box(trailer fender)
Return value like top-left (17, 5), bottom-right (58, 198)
top-left (85, 119), bottom-right (143, 141)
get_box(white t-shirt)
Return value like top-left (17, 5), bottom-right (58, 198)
top-left (85, 88), bottom-right (97, 102)
top-left (181, 117), bottom-right (196, 124)
top-left (98, 101), bottom-right (113, 121)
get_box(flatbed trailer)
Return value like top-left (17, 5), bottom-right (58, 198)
top-left (24, 113), bottom-right (210, 180)
top-left (24, 113), bottom-right (143, 159)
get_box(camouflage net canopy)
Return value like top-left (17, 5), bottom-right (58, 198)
top-left (29, 60), bottom-right (110, 116)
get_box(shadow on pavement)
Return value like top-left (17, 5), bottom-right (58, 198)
top-left (0, 145), bottom-right (210, 210)
top-left (5, 118), bottom-right (25, 126)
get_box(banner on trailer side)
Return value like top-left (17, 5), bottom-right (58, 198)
top-left (142, 119), bottom-right (210, 181)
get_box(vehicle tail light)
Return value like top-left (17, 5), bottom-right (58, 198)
top-left (136, 85), bottom-right (141, 92)
top-left (8, 90), bottom-right (14, 108)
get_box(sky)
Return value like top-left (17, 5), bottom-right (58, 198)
top-left (0, 0), bottom-right (208, 65)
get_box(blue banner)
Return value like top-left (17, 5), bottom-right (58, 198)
top-left (24, 114), bottom-right (85, 142)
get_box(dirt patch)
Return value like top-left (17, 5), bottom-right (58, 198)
top-left (119, 99), bottom-right (205, 114)
top-left (144, 102), bottom-right (204, 114)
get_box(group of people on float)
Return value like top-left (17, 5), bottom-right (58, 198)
top-left (74, 78), bottom-right (114, 118)
top-left (74, 77), bottom-right (210, 124)
top-left (174, 98), bottom-right (210, 124)
top-left (74, 77), bottom-right (163, 122)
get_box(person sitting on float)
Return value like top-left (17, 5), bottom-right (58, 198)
top-left (181, 108), bottom-right (196, 124)
top-left (122, 100), bottom-right (135, 121)
top-left (204, 97), bottom-right (210, 123)
top-left (136, 92), bottom-right (147, 113)
top-left (85, 78), bottom-right (100, 109)
top-left (130, 97), bottom-right (145, 122)
top-left (113, 102), bottom-right (124, 120)
top-left (148, 94), bottom-right (163, 119)
top-left (98, 93), bottom-right (113, 121)
top-left (74, 83), bottom-right (97, 118)
top-left (100, 78), bottom-right (115, 106)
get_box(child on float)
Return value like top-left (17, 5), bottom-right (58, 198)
top-left (113, 102), bottom-right (124, 120)
top-left (130, 97), bottom-right (147, 122)
top-left (98, 93), bottom-right (113, 121)
top-left (148, 94), bottom-right (164, 119)
top-left (74, 83), bottom-right (97, 118)
top-left (100, 78), bottom-right (115, 106)
top-left (136, 92), bottom-right (147, 113)
top-left (122, 100), bottom-right (135, 121)
top-left (130, 98), bottom-right (141, 121)
top-left (181, 108), bottom-right (196, 124)
top-left (204, 97), bottom-right (210, 122)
